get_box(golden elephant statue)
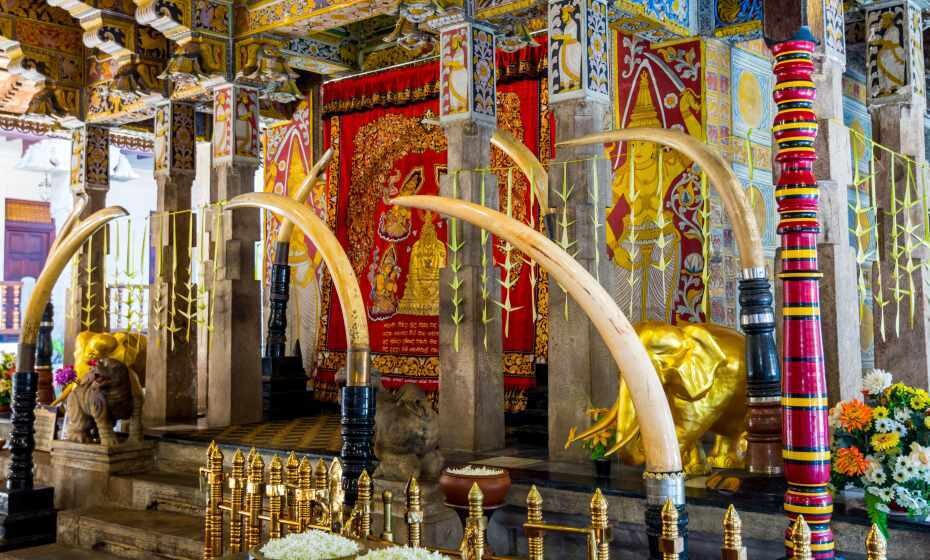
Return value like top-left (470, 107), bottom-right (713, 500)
top-left (566, 321), bottom-right (747, 476)
top-left (54, 331), bottom-right (147, 406)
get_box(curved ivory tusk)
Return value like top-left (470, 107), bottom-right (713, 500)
top-left (558, 128), bottom-right (764, 269)
top-left (276, 148), bottom-right (334, 244)
top-left (490, 129), bottom-right (550, 216)
top-left (50, 192), bottom-right (89, 254)
top-left (224, 192), bottom-right (371, 386)
top-left (391, 194), bottom-right (682, 474)
top-left (18, 206), bottom-right (128, 371)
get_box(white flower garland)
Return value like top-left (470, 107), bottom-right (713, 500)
top-left (445, 465), bottom-right (504, 476)
top-left (358, 546), bottom-right (451, 560)
top-left (259, 530), bottom-right (361, 560)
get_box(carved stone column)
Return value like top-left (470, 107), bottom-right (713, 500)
top-left (437, 20), bottom-right (505, 452)
top-left (545, 0), bottom-right (614, 463)
top-left (63, 125), bottom-right (109, 362)
top-left (864, 0), bottom-right (930, 390)
top-left (207, 84), bottom-right (263, 427)
top-left (144, 102), bottom-right (198, 426)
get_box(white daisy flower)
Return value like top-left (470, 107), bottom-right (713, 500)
top-left (862, 369), bottom-right (893, 395)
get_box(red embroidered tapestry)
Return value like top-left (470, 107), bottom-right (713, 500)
top-left (313, 45), bottom-right (551, 410)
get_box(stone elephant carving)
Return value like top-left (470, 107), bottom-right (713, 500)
top-left (62, 357), bottom-right (144, 447)
top-left (374, 381), bottom-right (444, 482)
top-left (567, 321), bottom-right (747, 476)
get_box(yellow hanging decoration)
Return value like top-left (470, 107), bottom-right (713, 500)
top-left (81, 232), bottom-right (97, 330)
top-left (868, 146), bottom-right (887, 342)
top-left (889, 149), bottom-right (902, 338)
top-left (849, 136), bottom-right (872, 331)
top-left (699, 171), bottom-right (711, 318)
top-left (167, 212), bottom-right (181, 349)
top-left (652, 147), bottom-right (669, 306)
top-left (589, 157), bottom-right (601, 284)
top-left (208, 204), bottom-right (224, 354)
top-left (555, 161), bottom-right (576, 320)
top-left (626, 143), bottom-right (639, 321)
top-left (903, 161), bottom-right (918, 327)
top-left (479, 171), bottom-right (491, 351)
top-left (448, 171), bottom-right (464, 352)
top-left (495, 168), bottom-right (523, 338)
top-left (100, 221), bottom-right (110, 326)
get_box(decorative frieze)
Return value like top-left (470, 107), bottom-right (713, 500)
top-left (439, 22), bottom-right (496, 125)
top-left (864, 0), bottom-right (925, 104)
top-left (548, 0), bottom-right (609, 104)
top-left (212, 84), bottom-right (260, 166)
top-left (154, 102), bottom-right (196, 177)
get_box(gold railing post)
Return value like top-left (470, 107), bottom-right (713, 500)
top-left (297, 457), bottom-right (312, 530)
top-left (590, 489), bottom-right (610, 560)
top-left (267, 456), bottom-right (285, 539)
top-left (790, 515), bottom-right (812, 560)
top-left (285, 451), bottom-right (299, 520)
top-left (203, 442), bottom-right (224, 560)
top-left (329, 458), bottom-right (345, 530)
top-left (314, 459), bottom-right (329, 498)
top-left (865, 524), bottom-right (886, 560)
top-left (526, 485), bottom-right (544, 560)
top-left (659, 498), bottom-right (682, 560)
top-left (229, 449), bottom-right (247, 552)
top-left (405, 477), bottom-right (422, 547)
top-left (721, 505), bottom-right (746, 560)
top-left (460, 483), bottom-right (485, 560)
top-left (359, 470), bottom-right (372, 537)
top-left (381, 490), bottom-right (395, 543)
top-left (245, 452), bottom-right (265, 551)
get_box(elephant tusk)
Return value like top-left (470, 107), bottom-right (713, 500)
top-left (18, 206), bottom-right (128, 373)
top-left (50, 383), bottom-right (75, 407)
top-left (391, 195), bottom-right (682, 474)
top-left (224, 192), bottom-right (370, 386)
top-left (50, 192), bottom-right (89, 255)
top-left (276, 148), bottom-right (334, 245)
top-left (557, 128), bottom-right (764, 270)
top-left (490, 129), bottom-right (550, 217)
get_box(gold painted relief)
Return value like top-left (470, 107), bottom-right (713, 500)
top-left (397, 212), bottom-right (446, 316)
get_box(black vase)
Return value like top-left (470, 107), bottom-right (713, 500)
top-left (594, 458), bottom-right (611, 479)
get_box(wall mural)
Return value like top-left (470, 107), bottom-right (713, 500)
top-left (262, 99), bottom-right (323, 379)
top-left (865, 3), bottom-right (908, 100)
top-left (611, 34), bottom-right (705, 324)
top-left (711, 0), bottom-right (761, 41)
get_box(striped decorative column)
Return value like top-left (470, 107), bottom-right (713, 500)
top-left (771, 29), bottom-right (833, 559)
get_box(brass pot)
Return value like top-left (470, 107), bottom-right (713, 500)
top-left (439, 466), bottom-right (511, 508)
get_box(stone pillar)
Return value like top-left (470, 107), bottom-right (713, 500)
top-left (865, 0), bottom-right (930, 390)
top-left (64, 124), bottom-right (109, 362)
top-left (437, 21), bottom-right (505, 452)
top-left (144, 102), bottom-right (198, 426)
top-left (545, 0), bottom-right (613, 463)
top-left (811, 24), bottom-right (863, 404)
top-left (207, 84), bottom-right (263, 426)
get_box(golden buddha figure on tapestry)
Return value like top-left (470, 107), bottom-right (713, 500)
top-left (609, 70), bottom-right (702, 323)
top-left (398, 212), bottom-right (446, 316)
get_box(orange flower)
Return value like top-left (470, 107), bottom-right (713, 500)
top-left (835, 446), bottom-right (870, 477)
top-left (838, 400), bottom-right (873, 432)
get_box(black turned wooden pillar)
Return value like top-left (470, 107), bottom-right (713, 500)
top-left (34, 303), bottom-right (53, 405)
top-left (340, 384), bottom-right (375, 505)
top-left (264, 241), bottom-right (290, 359)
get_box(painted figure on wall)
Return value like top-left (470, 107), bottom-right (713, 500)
top-left (552, 3), bottom-right (581, 92)
top-left (398, 212), bottom-right (446, 316)
top-left (609, 70), bottom-right (701, 323)
top-left (868, 8), bottom-right (907, 98)
top-left (379, 168), bottom-right (424, 241)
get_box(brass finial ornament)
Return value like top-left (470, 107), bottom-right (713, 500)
top-left (297, 456), bottom-right (312, 529)
top-left (229, 448), bottom-right (247, 552)
top-left (460, 483), bottom-right (486, 560)
top-left (590, 489), bottom-right (610, 560)
top-left (721, 505), bottom-right (746, 560)
top-left (865, 524), bottom-right (887, 560)
top-left (245, 453), bottom-right (265, 550)
top-left (267, 456), bottom-right (285, 539)
top-left (405, 477), bottom-right (423, 547)
top-left (358, 470), bottom-right (372, 537)
top-left (659, 498), bottom-right (683, 560)
top-left (790, 515), bottom-right (812, 560)
top-left (381, 490), bottom-right (394, 543)
top-left (526, 485), bottom-right (544, 560)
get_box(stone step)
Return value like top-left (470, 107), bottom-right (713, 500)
top-left (58, 507), bottom-right (203, 560)
top-left (0, 544), bottom-right (125, 560)
top-left (113, 470), bottom-right (203, 517)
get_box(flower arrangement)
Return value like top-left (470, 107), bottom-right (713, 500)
top-left (258, 530), bottom-right (360, 560)
top-left (580, 407), bottom-right (617, 461)
top-left (358, 547), bottom-right (450, 560)
top-left (0, 351), bottom-right (15, 408)
top-left (830, 368), bottom-right (930, 535)
top-left (53, 365), bottom-right (77, 389)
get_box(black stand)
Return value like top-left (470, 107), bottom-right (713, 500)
top-left (0, 371), bottom-right (56, 550)
top-left (645, 503), bottom-right (688, 560)
top-left (340, 385), bottom-right (376, 506)
top-left (262, 243), bottom-right (312, 420)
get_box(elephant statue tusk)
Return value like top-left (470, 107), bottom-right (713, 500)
top-left (275, 148), bottom-right (334, 244)
top-left (558, 128), bottom-right (764, 270)
top-left (490, 129), bottom-right (551, 217)
top-left (391, 194), bottom-right (682, 475)
top-left (19, 206), bottom-right (129, 371)
top-left (224, 192), bottom-right (371, 386)
top-left (49, 192), bottom-right (89, 255)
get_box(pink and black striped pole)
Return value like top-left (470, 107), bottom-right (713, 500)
top-left (772, 29), bottom-right (834, 559)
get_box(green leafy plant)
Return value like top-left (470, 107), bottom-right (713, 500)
top-left (580, 407), bottom-right (617, 461)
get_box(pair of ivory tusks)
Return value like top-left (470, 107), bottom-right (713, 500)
top-left (276, 148), bottom-right (334, 243)
top-left (558, 129), bottom-right (764, 269)
top-left (225, 192), bottom-right (370, 371)
top-left (390, 194), bottom-right (682, 474)
top-left (19, 207), bottom-right (129, 372)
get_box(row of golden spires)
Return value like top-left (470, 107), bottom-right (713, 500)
top-left (201, 442), bottom-right (889, 560)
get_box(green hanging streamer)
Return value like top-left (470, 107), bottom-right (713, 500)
top-left (479, 171), bottom-right (490, 351)
top-left (448, 171), bottom-right (464, 352)
top-left (627, 144), bottom-right (639, 321)
top-left (869, 145), bottom-right (887, 342)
